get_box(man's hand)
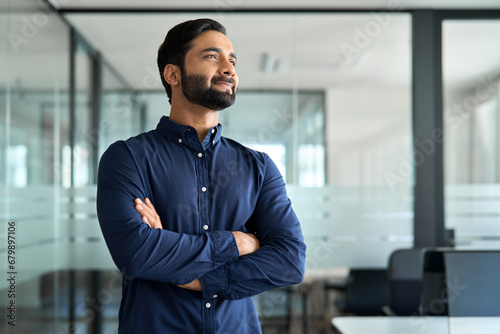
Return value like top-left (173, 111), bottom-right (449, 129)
top-left (134, 198), bottom-right (163, 229)
top-left (232, 231), bottom-right (260, 256)
top-left (177, 278), bottom-right (202, 291)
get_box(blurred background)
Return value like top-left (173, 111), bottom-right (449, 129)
top-left (1, 0), bottom-right (500, 333)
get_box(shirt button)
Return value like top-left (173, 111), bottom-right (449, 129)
top-left (178, 138), bottom-right (182, 143)
top-left (198, 152), bottom-right (203, 158)
top-left (203, 225), bottom-right (209, 230)
top-left (201, 187), bottom-right (207, 192)
top-left (213, 294), bottom-right (218, 299)
top-left (206, 303), bottom-right (211, 308)
top-left (212, 140), bottom-right (215, 145)
top-left (211, 129), bottom-right (215, 134)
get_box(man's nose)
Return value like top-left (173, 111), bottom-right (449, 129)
top-left (219, 58), bottom-right (236, 77)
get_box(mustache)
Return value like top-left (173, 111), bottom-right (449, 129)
top-left (211, 76), bottom-right (235, 85)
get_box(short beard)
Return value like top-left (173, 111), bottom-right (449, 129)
top-left (181, 71), bottom-right (236, 111)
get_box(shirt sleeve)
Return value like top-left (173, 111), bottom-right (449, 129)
top-left (200, 153), bottom-right (306, 300)
top-left (96, 141), bottom-right (239, 284)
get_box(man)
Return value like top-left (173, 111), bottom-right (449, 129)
top-left (97, 18), bottom-right (306, 333)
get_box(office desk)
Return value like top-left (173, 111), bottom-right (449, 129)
top-left (448, 317), bottom-right (500, 334)
top-left (332, 317), bottom-right (448, 334)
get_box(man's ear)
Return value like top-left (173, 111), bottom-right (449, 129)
top-left (163, 64), bottom-right (180, 86)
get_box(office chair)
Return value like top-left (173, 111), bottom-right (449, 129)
top-left (383, 248), bottom-right (425, 316)
top-left (337, 268), bottom-right (389, 316)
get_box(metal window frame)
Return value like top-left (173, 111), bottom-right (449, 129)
top-left (412, 9), bottom-right (500, 247)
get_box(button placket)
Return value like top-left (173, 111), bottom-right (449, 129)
top-left (193, 137), bottom-right (211, 236)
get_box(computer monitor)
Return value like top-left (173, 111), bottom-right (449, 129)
top-left (444, 251), bottom-right (500, 317)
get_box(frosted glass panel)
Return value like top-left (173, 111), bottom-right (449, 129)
top-left (0, 184), bottom-right (113, 291)
top-left (288, 185), bottom-right (413, 269)
top-left (446, 184), bottom-right (500, 248)
top-left (443, 20), bottom-right (500, 249)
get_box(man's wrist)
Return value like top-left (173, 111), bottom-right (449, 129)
top-left (232, 231), bottom-right (260, 256)
top-left (177, 278), bottom-right (202, 291)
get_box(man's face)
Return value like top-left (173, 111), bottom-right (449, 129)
top-left (180, 30), bottom-right (238, 111)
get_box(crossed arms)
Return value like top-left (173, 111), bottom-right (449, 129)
top-left (97, 141), bottom-right (306, 300)
top-left (134, 197), bottom-right (260, 291)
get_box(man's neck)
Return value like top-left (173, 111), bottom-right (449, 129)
top-left (169, 103), bottom-right (219, 142)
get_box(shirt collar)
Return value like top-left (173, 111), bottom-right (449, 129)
top-left (156, 116), bottom-right (222, 147)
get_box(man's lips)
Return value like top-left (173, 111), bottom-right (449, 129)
top-left (214, 81), bottom-right (233, 90)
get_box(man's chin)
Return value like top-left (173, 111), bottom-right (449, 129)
top-left (209, 91), bottom-right (236, 108)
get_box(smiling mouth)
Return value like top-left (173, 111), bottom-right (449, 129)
top-left (214, 81), bottom-right (233, 90)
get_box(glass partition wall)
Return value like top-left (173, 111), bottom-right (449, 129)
top-left (443, 20), bottom-right (500, 249)
top-left (1, 1), bottom-right (71, 333)
top-left (0, 1), bottom-right (137, 333)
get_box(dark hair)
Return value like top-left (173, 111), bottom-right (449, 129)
top-left (157, 18), bottom-right (227, 104)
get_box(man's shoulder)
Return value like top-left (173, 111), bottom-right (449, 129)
top-left (220, 137), bottom-right (277, 173)
top-left (107, 129), bottom-right (159, 151)
top-left (123, 129), bottom-right (159, 148)
top-left (100, 129), bottom-right (161, 163)
top-left (221, 137), bottom-right (269, 162)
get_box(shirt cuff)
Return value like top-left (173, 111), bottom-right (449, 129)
top-left (209, 230), bottom-right (239, 267)
top-left (200, 265), bottom-right (229, 300)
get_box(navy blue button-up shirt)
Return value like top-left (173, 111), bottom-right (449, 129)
top-left (97, 116), bottom-right (306, 334)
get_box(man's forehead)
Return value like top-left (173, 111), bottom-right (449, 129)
top-left (190, 30), bottom-right (235, 52)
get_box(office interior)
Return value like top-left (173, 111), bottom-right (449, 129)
top-left (1, 0), bottom-right (500, 333)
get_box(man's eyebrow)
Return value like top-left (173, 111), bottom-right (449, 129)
top-left (200, 47), bottom-right (237, 60)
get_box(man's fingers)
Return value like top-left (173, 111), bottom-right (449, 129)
top-left (135, 203), bottom-right (151, 220)
top-left (142, 216), bottom-right (151, 227)
top-left (136, 198), bottom-right (155, 213)
top-left (135, 197), bottom-right (163, 229)
top-left (144, 198), bottom-right (161, 221)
